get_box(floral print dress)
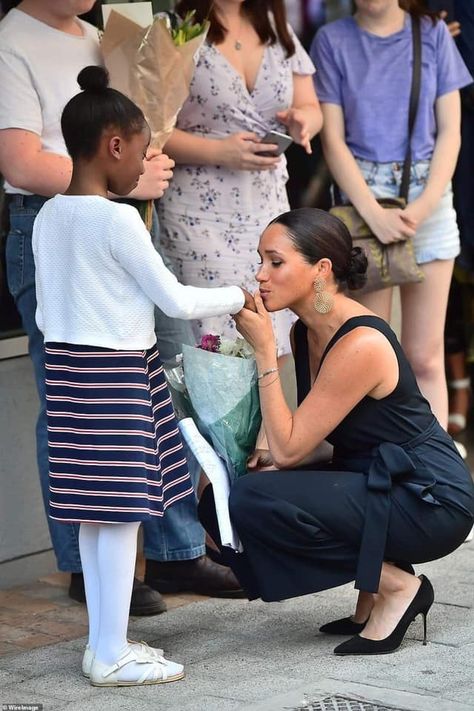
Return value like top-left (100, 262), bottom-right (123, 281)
top-left (158, 25), bottom-right (315, 354)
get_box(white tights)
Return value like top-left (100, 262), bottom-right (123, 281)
top-left (79, 521), bottom-right (139, 665)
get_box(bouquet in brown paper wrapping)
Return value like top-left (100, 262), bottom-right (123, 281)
top-left (101, 4), bottom-right (209, 227)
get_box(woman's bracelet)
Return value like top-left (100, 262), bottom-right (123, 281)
top-left (258, 374), bottom-right (280, 388)
top-left (257, 367), bottom-right (279, 381)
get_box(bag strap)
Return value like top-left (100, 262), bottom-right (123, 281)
top-left (399, 14), bottom-right (422, 201)
top-left (333, 14), bottom-right (422, 207)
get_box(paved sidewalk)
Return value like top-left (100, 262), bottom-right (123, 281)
top-left (0, 538), bottom-right (473, 711)
top-left (0, 557), bottom-right (207, 658)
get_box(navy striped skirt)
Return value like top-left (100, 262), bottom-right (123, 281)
top-left (45, 343), bottom-right (194, 524)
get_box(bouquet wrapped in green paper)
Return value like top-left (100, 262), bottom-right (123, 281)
top-left (165, 335), bottom-right (262, 481)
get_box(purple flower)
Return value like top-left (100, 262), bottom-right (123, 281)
top-left (198, 334), bottom-right (221, 353)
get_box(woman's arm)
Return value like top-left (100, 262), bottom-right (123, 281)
top-left (402, 90), bottom-right (461, 226)
top-left (163, 127), bottom-right (281, 171)
top-left (0, 130), bottom-right (176, 200)
top-left (161, 128), bottom-right (222, 166)
top-left (234, 294), bottom-right (397, 469)
top-left (276, 74), bottom-right (323, 154)
top-left (320, 104), bottom-right (417, 244)
top-left (0, 129), bottom-right (72, 196)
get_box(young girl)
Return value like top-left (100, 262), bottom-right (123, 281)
top-left (32, 65), bottom-right (253, 687)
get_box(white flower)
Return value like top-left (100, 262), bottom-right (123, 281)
top-left (217, 337), bottom-right (254, 358)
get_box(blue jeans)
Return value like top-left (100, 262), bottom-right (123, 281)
top-left (5, 195), bottom-right (204, 570)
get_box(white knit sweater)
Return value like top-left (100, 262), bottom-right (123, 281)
top-left (32, 195), bottom-right (245, 350)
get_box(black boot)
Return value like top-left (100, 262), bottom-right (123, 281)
top-left (68, 573), bottom-right (167, 616)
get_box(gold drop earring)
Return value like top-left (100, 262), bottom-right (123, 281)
top-left (313, 277), bottom-right (334, 314)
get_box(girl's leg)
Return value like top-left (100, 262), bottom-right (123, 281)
top-left (90, 521), bottom-right (184, 685)
top-left (95, 521), bottom-right (140, 666)
top-left (78, 523), bottom-right (101, 652)
top-left (354, 286), bottom-right (393, 322)
top-left (400, 259), bottom-right (454, 428)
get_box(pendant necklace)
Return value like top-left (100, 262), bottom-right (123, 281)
top-left (233, 15), bottom-right (244, 50)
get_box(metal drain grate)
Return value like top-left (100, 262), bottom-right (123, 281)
top-left (288, 695), bottom-right (406, 711)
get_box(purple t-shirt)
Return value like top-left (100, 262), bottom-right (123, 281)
top-left (311, 14), bottom-right (472, 162)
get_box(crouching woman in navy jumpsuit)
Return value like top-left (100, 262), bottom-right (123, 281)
top-left (217, 207), bottom-right (474, 656)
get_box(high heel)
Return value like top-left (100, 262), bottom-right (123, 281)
top-left (320, 562), bottom-right (414, 636)
top-left (319, 617), bottom-right (367, 636)
top-left (333, 575), bottom-right (434, 656)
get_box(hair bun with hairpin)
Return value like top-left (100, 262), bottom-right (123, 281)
top-left (346, 246), bottom-right (368, 291)
top-left (77, 65), bottom-right (110, 93)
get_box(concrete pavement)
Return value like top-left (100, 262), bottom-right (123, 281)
top-left (0, 537), bottom-right (473, 711)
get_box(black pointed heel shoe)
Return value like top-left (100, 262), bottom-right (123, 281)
top-left (319, 617), bottom-right (368, 636)
top-left (333, 575), bottom-right (434, 656)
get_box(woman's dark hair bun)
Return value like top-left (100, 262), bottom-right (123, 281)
top-left (346, 246), bottom-right (368, 291)
top-left (77, 65), bottom-right (110, 93)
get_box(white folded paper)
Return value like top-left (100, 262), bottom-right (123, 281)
top-left (178, 418), bottom-right (243, 552)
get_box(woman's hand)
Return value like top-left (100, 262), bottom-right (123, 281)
top-left (276, 108), bottom-right (312, 154)
top-left (247, 448), bottom-right (276, 470)
top-left (365, 203), bottom-right (418, 244)
top-left (219, 132), bottom-right (281, 171)
top-left (131, 150), bottom-right (175, 200)
top-left (233, 291), bottom-right (276, 355)
top-left (401, 196), bottom-right (435, 229)
top-left (439, 10), bottom-right (461, 38)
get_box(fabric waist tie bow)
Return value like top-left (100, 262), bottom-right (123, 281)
top-left (334, 419), bottom-right (440, 593)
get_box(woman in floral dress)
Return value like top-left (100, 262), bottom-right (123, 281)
top-left (158, 0), bottom-right (322, 354)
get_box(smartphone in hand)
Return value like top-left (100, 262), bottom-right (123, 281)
top-left (260, 130), bottom-right (293, 157)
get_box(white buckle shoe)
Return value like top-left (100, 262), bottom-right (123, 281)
top-left (82, 640), bottom-right (164, 678)
top-left (89, 644), bottom-right (184, 687)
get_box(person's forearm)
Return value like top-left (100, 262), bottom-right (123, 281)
top-left (417, 127), bottom-right (460, 211)
top-left (294, 102), bottom-right (323, 140)
top-left (254, 348), bottom-right (302, 468)
top-left (321, 132), bottom-right (380, 221)
top-left (3, 151), bottom-right (72, 196)
top-left (163, 128), bottom-right (222, 166)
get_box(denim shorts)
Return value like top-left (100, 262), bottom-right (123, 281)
top-left (351, 159), bottom-right (460, 264)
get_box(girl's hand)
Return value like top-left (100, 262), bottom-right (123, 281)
top-left (401, 196), bottom-right (435, 229)
top-left (247, 448), bottom-right (276, 470)
top-left (219, 132), bottom-right (281, 171)
top-left (240, 287), bottom-right (257, 312)
top-left (365, 204), bottom-right (417, 244)
top-left (276, 108), bottom-right (312, 154)
top-left (233, 290), bottom-right (275, 355)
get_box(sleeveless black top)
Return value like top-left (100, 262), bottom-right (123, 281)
top-left (294, 315), bottom-right (435, 457)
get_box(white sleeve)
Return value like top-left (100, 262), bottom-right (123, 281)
top-left (109, 207), bottom-right (245, 319)
top-left (0, 49), bottom-right (42, 133)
